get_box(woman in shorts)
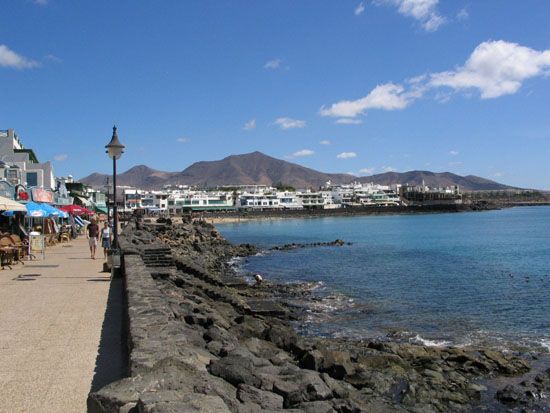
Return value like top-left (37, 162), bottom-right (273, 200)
top-left (100, 221), bottom-right (113, 259)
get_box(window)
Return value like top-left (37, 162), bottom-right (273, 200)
top-left (26, 172), bottom-right (38, 187)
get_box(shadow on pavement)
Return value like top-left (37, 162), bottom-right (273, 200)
top-left (90, 276), bottom-right (128, 393)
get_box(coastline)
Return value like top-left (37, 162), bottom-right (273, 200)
top-left (89, 216), bottom-right (550, 412)
top-left (200, 202), bottom-right (550, 224)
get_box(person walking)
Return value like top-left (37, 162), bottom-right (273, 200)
top-left (86, 218), bottom-right (100, 259)
top-left (100, 221), bottom-right (113, 259)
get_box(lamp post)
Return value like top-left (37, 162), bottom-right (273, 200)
top-left (105, 177), bottom-right (111, 225)
top-left (105, 126), bottom-right (125, 249)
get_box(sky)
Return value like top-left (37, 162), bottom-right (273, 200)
top-left (1, 1), bottom-right (550, 189)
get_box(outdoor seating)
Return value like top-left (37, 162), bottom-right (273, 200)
top-left (9, 234), bottom-right (28, 262)
top-left (46, 234), bottom-right (58, 247)
top-left (0, 247), bottom-right (14, 269)
top-left (0, 236), bottom-right (18, 269)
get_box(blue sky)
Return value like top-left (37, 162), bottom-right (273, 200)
top-left (1, 1), bottom-right (550, 188)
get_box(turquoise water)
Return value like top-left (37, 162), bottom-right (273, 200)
top-left (218, 207), bottom-right (550, 351)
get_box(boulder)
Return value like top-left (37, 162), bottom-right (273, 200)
top-left (300, 349), bottom-right (324, 371)
top-left (208, 355), bottom-right (262, 388)
top-left (266, 323), bottom-right (299, 351)
top-left (296, 400), bottom-right (336, 413)
top-left (321, 351), bottom-right (355, 380)
top-left (237, 384), bottom-right (285, 410)
top-left (136, 394), bottom-right (231, 413)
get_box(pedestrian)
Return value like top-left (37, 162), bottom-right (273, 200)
top-left (100, 221), bottom-right (113, 259)
top-left (86, 218), bottom-right (100, 260)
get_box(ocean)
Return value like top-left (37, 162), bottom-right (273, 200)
top-left (217, 206), bottom-right (550, 352)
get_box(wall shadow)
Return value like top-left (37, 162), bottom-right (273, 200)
top-left (89, 276), bottom-right (129, 393)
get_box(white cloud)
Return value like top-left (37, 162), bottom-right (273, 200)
top-left (274, 117), bottom-right (306, 130)
top-left (44, 54), bottom-right (62, 63)
top-left (449, 150), bottom-right (459, 156)
top-left (319, 140), bottom-right (331, 145)
top-left (429, 40), bottom-right (550, 99)
top-left (355, 2), bottom-right (366, 15)
top-left (493, 172), bottom-right (504, 178)
top-left (345, 172), bottom-right (356, 176)
top-left (335, 118), bottom-right (363, 125)
top-left (176, 137), bottom-right (190, 143)
top-left (382, 166), bottom-right (397, 172)
top-left (382, 0), bottom-right (446, 31)
top-left (264, 59), bottom-right (282, 70)
top-left (291, 149), bottom-right (314, 157)
top-left (0, 45), bottom-right (39, 69)
top-left (54, 154), bottom-right (68, 162)
top-left (321, 40), bottom-right (550, 120)
top-left (243, 119), bottom-right (256, 130)
top-left (320, 83), bottom-right (414, 118)
top-left (359, 167), bottom-right (375, 175)
top-left (456, 8), bottom-right (469, 21)
top-left (337, 152), bottom-right (357, 159)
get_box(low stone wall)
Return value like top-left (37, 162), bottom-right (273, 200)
top-left (88, 225), bottom-right (233, 412)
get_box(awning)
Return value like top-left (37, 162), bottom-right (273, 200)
top-left (74, 196), bottom-right (93, 207)
top-left (94, 206), bottom-right (108, 214)
top-left (59, 204), bottom-right (95, 216)
top-left (0, 196), bottom-right (27, 212)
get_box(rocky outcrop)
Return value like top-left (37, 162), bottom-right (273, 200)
top-left (270, 240), bottom-right (351, 251)
top-left (88, 217), bottom-right (549, 412)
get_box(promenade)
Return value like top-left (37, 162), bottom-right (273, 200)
top-left (0, 237), bottom-right (126, 412)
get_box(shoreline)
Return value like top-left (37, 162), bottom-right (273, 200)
top-left (200, 202), bottom-right (550, 224)
top-left (90, 216), bottom-right (550, 412)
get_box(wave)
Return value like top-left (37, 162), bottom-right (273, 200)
top-left (410, 334), bottom-right (452, 347)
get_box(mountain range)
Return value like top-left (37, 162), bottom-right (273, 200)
top-left (80, 151), bottom-right (516, 191)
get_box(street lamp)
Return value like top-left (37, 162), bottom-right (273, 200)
top-left (105, 125), bottom-right (125, 249)
top-left (105, 176), bottom-right (111, 225)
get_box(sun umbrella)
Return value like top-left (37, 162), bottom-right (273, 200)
top-left (40, 203), bottom-right (69, 218)
top-left (0, 196), bottom-right (27, 212)
top-left (59, 204), bottom-right (95, 216)
top-left (3, 201), bottom-right (49, 217)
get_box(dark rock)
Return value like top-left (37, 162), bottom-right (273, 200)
top-left (300, 349), bottom-right (324, 371)
top-left (273, 379), bottom-right (303, 407)
top-left (273, 370), bottom-right (332, 408)
top-left (237, 384), bottom-right (284, 410)
top-left (136, 393), bottom-right (231, 413)
top-left (265, 323), bottom-right (299, 351)
top-left (208, 356), bottom-right (262, 388)
top-left (321, 351), bottom-right (355, 380)
top-left (296, 400), bottom-right (336, 413)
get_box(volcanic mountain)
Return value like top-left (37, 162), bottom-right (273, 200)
top-left (80, 151), bottom-right (516, 191)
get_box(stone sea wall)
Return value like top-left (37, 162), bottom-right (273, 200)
top-left (87, 217), bottom-right (550, 412)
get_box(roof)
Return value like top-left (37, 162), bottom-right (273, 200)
top-left (14, 148), bottom-right (39, 163)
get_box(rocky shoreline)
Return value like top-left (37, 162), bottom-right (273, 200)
top-left (88, 216), bottom-right (550, 412)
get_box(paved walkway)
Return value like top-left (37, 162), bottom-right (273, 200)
top-left (0, 237), bottom-right (125, 412)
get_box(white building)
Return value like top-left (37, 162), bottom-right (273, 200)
top-left (297, 191), bottom-right (325, 209)
top-left (239, 192), bottom-right (280, 209)
top-left (0, 128), bottom-right (56, 190)
top-left (167, 190), bottom-right (234, 213)
top-left (330, 182), bottom-right (401, 206)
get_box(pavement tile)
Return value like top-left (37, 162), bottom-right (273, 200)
top-left (0, 238), bottom-right (109, 412)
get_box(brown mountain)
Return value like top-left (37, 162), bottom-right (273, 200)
top-left (80, 151), bottom-right (517, 191)
top-left (358, 171), bottom-right (516, 191)
top-left (176, 152), bottom-right (353, 188)
top-left (80, 152), bottom-right (352, 189)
